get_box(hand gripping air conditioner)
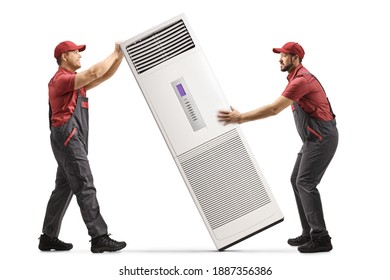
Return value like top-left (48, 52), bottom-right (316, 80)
top-left (121, 14), bottom-right (283, 250)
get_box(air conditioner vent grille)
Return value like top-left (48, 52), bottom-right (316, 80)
top-left (125, 20), bottom-right (195, 74)
top-left (178, 129), bottom-right (271, 230)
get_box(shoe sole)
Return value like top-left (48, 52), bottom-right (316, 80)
top-left (39, 246), bottom-right (73, 251)
top-left (91, 243), bottom-right (126, 253)
top-left (287, 242), bottom-right (309, 246)
top-left (298, 246), bottom-right (333, 253)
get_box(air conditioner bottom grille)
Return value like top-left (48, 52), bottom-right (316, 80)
top-left (178, 129), bottom-right (271, 230)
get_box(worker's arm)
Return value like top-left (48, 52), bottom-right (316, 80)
top-left (74, 42), bottom-right (123, 91)
top-left (218, 96), bottom-right (294, 125)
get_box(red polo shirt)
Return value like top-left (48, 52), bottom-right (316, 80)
top-left (282, 64), bottom-right (333, 121)
top-left (49, 67), bottom-right (86, 127)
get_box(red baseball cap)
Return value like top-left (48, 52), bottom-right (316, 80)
top-left (273, 42), bottom-right (305, 59)
top-left (54, 41), bottom-right (86, 59)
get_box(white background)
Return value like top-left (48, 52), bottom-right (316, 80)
top-left (1, 0), bottom-right (389, 279)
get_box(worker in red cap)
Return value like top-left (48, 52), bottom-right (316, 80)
top-left (39, 40), bottom-right (127, 253)
top-left (218, 42), bottom-right (338, 253)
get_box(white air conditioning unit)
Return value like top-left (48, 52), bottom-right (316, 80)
top-left (121, 14), bottom-right (283, 250)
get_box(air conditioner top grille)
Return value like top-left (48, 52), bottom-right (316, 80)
top-left (125, 19), bottom-right (195, 74)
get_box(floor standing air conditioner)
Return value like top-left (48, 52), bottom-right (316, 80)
top-left (121, 14), bottom-right (283, 250)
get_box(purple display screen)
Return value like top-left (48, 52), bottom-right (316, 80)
top-left (176, 84), bottom-right (186, 97)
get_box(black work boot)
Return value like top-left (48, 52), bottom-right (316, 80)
top-left (38, 234), bottom-right (73, 251)
top-left (90, 234), bottom-right (126, 253)
top-left (298, 235), bottom-right (332, 253)
top-left (287, 235), bottom-right (310, 246)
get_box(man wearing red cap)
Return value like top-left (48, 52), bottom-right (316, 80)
top-left (218, 42), bottom-right (338, 253)
top-left (39, 41), bottom-right (127, 253)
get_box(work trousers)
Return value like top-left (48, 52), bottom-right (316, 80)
top-left (42, 94), bottom-right (108, 238)
top-left (291, 101), bottom-right (338, 239)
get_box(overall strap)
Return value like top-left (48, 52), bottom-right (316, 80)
top-left (48, 101), bottom-right (52, 130)
top-left (298, 72), bottom-right (336, 119)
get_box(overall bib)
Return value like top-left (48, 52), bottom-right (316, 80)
top-left (290, 74), bottom-right (338, 239)
top-left (43, 91), bottom-right (107, 238)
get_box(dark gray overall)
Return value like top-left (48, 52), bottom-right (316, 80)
top-left (43, 91), bottom-right (108, 238)
top-left (290, 73), bottom-right (338, 239)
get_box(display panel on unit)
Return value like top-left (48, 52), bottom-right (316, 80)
top-left (171, 77), bottom-right (206, 132)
